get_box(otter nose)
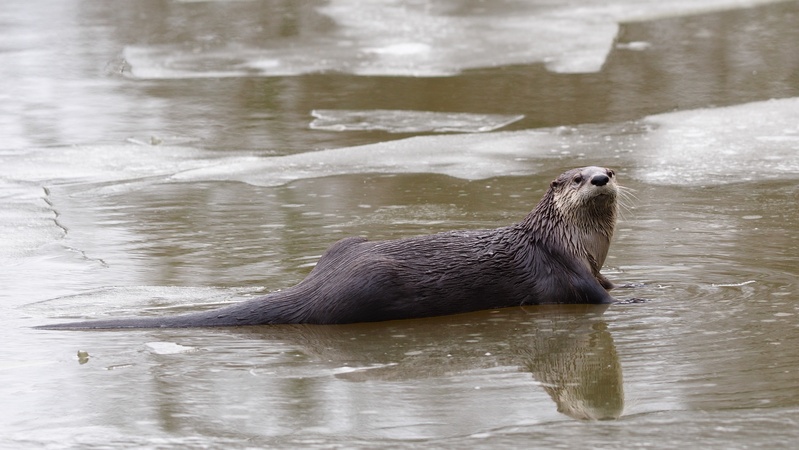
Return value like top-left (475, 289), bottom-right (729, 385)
top-left (590, 174), bottom-right (610, 186)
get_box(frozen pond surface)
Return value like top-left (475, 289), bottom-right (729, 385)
top-left (2, 0), bottom-right (799, 448)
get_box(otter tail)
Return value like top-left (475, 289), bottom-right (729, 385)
top-left (33, 292), bottom-right (308, 330)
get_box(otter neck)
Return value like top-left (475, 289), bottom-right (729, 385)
top-left (519, 188), bottom-right (616, 275)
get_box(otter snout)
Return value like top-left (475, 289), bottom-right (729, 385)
top-left (591, 174), bottom-right (610, 186)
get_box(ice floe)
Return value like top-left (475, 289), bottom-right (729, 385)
top-left (309, 110), bottom-right (524, 133)
top-left (173, 97), bottom-right (799, 187)
top-left (145, 342), bottom-right (198, 355)
top-left (124, 0), bottom-right (785, 79)
top-left (170, 130), bottom-right (564, 186)
top-left (4, 98), bottom-right (797, 196)
top-left (635, 97), bottom-right (799, 185)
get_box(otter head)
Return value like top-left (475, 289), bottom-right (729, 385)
top-left (547, 166), bottom-right (618, 272)
top-left (550, 167), bottom-right (618, 225)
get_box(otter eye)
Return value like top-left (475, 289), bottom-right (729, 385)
top-left (573, 176), bottom-right (583, 184)
top-left (607, 169), bottom-right (615, 178)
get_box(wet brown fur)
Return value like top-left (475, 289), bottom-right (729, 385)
top-left (37, 166), bottom-right (619, 329)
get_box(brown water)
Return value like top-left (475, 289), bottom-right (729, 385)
top-left (3, 1), bottom-right (799, 448)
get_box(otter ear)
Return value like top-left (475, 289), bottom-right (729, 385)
top-left (550, 180), bottom-right (560, 188)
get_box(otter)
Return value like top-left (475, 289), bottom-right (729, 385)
top-left (36, 166), bottom-right (619, 330)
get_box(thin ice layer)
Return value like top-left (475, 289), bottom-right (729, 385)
top-left (124, 0), bottom-right (783, 79)
top-left (172, 97), bottom-right (799, 187)
top-left (634, 98), bottom-right (799, 185)
top-left (4, 98), bottom-right (797, 195)
top-left (170, 130), bottom-right (562, 187)
top-left (309, 110), bottom-right (524, 133)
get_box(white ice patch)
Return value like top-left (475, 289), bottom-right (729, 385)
top-left (170, 130), bottom-right (564, 187)
top-left (1, 144), bottom-right (226, 186)
top-left (635, 97), bottom-right (799, 185)
top-left (0, 179), bottom-right (61, 261)
top-left (309, 110), bottom-right (524, 133)
top-left (0, 178), bottom-right (105, 306)
top-left (145, 342), bottom-right (198, 355)
top-left (124, 0), bottom-right (783, 79)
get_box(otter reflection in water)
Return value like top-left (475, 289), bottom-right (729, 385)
top-left (518, 310), bottom-right (623, 420)
top-left (232, 305), bottom-right (624, 421)
top-left (37, 167), bottom-right (624, 330)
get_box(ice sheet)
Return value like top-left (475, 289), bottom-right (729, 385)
top-left (0, 144), bottom-right (238, 305)
top-left (0, 180), bottom-right (63, 262)
top-left (309, 110), bottom-right (525, 133)
top-left (1, 144), bottom-right (227, 186)
top-left (634, 98), bottom-right (799, 185)
top-left (171, 97), bottom-right (799, 187)
top-left (0, 179), bottom-right (110, 306)
top-left (145, 342), bottom-right (199, 355)
top-left (170, 130), bottom-right (564, 186)
top-left (125, 0), bottom-right (784, 79)
top-left (3, 97), bottom-right (797, 198)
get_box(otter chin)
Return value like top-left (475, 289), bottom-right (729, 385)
top-left (36, 166), bottom-right (621, 330)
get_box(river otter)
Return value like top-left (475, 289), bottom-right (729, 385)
top-left (36, 166), bottom-right (619, 329)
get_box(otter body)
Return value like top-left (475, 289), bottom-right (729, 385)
top-left (38, 166), bottom-right (619, 330)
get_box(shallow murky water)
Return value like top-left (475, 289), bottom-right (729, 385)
top-left (2, 1), bottom-right (799, 448)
